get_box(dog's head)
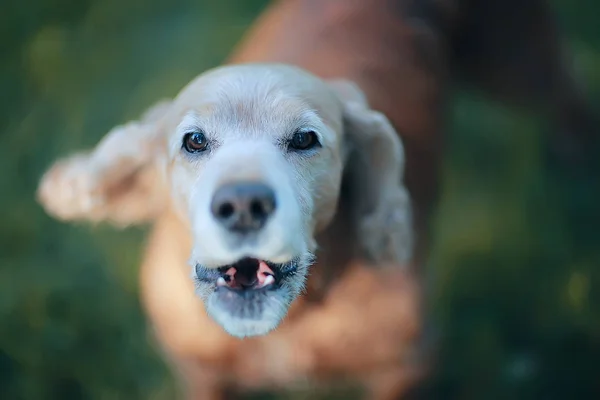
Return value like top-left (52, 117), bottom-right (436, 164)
top-left (37, 64), bottom-right (412, 338)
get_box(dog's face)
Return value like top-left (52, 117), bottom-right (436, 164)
top-left (37, 63), bottom-right (413, 338)
top-left (162, 66), bottom-right (345, 337)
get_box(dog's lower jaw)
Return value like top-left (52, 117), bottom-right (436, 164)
top-left (205, 289), bottom-right (293, 338)
top-left (207, 307), bottom-right (286, 338)
top-left (193, 253), bottom-right (314, 337)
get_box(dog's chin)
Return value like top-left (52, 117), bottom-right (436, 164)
top-left (206, 286), bottom-right (291, 337)
top-left (194, 256), bottom-right (311, 338)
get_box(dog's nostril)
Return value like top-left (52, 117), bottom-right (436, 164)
top-left (218, 203), bottom-right (235, 219)
top-left (211, 182), bottom-right (276, 233)
top-left (250, 199), bottom-right (268, 218)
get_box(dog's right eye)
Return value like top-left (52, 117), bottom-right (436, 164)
top-left (182, 131), bottom-right (209, 153)
top-left (288, 129), bottom-right (320, 151)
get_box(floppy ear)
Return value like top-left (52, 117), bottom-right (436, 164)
top-left (37, 99), bottom-right (172, 227)
top-left (328, 80), bottom-right (414, 265)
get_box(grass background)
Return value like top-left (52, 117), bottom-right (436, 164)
top-left (1, 0), bottom-right (599, 398)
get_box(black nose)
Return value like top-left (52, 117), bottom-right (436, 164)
top-left (211, 182), bottom-right (276, 233)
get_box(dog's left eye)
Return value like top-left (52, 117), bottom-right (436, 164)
top-left (289, 130), bottom-right (320, 151)
top-left (182, 131), bottom-right (209, 153)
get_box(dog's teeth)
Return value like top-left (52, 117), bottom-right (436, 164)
top-left (217, 277), bottom-right (227, 287)
top-left (263, 275), bottom-right (275, 286)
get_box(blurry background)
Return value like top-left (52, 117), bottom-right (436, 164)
top-left (0, 0), bottom-right (599, 399)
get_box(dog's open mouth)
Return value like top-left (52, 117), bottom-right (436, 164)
top-left (218, 258), bottom-right (275, 290)
top-left (195, 257), bottom-right (297, 291)
top-left (195, 255), bottom-right (308, 336)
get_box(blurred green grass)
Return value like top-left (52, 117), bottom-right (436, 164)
top-left (0, 0), bottom-right (599, 399)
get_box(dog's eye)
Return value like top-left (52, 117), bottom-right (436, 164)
top-left (183, 131), bottom-right (208, 153)
top-left (289, 130), bottom-right (320, 151)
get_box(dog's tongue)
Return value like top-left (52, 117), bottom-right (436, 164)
top-left (257, 261), bottom-right (275, 285)
top-left (225, 260), bottom-right (274, 287)
top-left (225, 267), bottom-right (237, 281)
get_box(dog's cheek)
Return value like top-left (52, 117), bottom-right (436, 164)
top-left (312, 164), bottom-right (343, 233)
top-left (169, 161), bottom-right (204, 220)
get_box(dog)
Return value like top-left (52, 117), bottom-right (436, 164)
top-left (36, 0), bottom-right (594, 397)
top-left (37, 63), bottom-right (420, 398)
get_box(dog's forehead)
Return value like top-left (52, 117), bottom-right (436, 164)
top-left (171, 64), bottom-right (342, 137)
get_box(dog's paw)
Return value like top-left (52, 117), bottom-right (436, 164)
top-left (37, 154), bottom-right (106, 222)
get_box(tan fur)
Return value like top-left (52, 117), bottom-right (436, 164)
top-left (37, 63), bottom-right (418, 398)
top-left (140, 211), bottom-right (420, 395)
